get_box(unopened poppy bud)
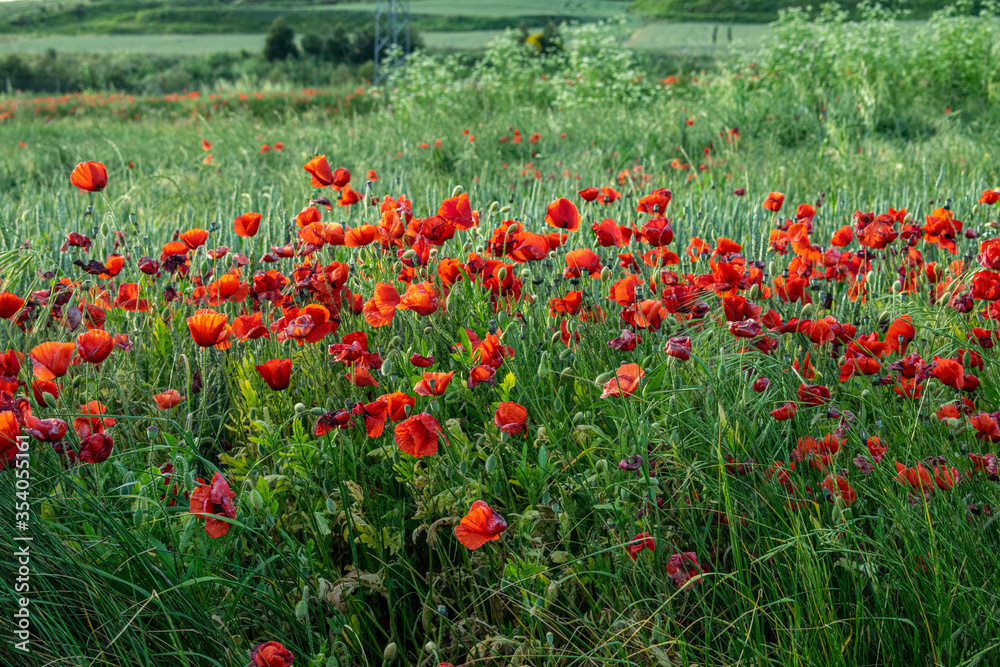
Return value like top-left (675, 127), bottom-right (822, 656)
top-left (294, 403), bottom-right (306, 413)
top-left (595, 371), bottom-right (613, 385)
top-left (424, 641), bottom-right (436, 653)
top-left (987, 221), bottom-right (999, 229)
top-left (499, 205), bottom-right (512, 213)
top-left (546, 632), bottom-right (554, 645)
top-left (133, 507), bottom-right (143, 528)
top-left (553, 396), bottom-right (563, 411)
top-left (521, 267), bottom-right (532, 279)
top-left (404, 403), bottom-right (412, 415)
top-left (451, 185), bottom-right (464, 197)
top-left (559, 348), bottom-right (573, 361)
top-left (185, 412), bottom-right (193, 432)
top-left (865, 271), bottom-right (875, 283)
top-left (600, 266), bottom-right (611, 280)
top-left (146, 425), bottom-right (159, 440)
top-left (429, 248), bottom-right (438, 259)
top-left (486, 453), bottom-right (498, 473)
top-left (748, 284), bottom-right (760, 299)
top-left (402, 248), bottom-right (417, 260)
top-left (310, 406), bottom-right (326, 416)
top-left (251, 489), bottom-right (264, 510)
top-left (595, 459), bottom-right (608, 473)
top-left (388, 336), bottom-right (401, 349)
top-left (560, 366), bottom-right (572, 378)
top-left (380, 359), bottom-right (392, 375)
top-left (548, 250), bottom-right (556, 259)
top-left (945, 417), bottom-right (961, 428)
top-left (572, 411), bottom-right (585, 425)
top-left (383, 643), bottom-right (398, 661)
top-left (423, 326), bottom-right (433, 335)
top-left (295, 599), bottom-right (308, 622)
top-left (767, 261), bottom-right (775, 276)
top-left (861, 390), bottom-right (871, 399)
top-left (891, 281), bottom-right (902, 293)
top-left (489, 201), bottom-right (500, 213)
top-left (903, 212), bottom-right (912, 224)
top-left (973, 205), bottom-right (979, 215)
top-left (550, 331), bottom-right (562, 345)
top-left (800, 303), bottom-right (813, 317)
top-left (838, 355), bottom-right (847, 366)
top-left (497, 267), bottom-right (507, 280)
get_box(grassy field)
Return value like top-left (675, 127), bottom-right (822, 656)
top-left (0, 33), bottom-right (266, 55)
top-left (1, 9), bottom-right (1000, 667)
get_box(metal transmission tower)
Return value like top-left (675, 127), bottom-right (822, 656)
top-left (374, 0), bottom-right (411, 85)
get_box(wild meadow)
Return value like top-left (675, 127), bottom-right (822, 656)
top-left (1, 5), bottom-right (1000, 666)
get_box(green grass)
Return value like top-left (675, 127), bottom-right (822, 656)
top-left (0, 33), bottom-right (266, 55)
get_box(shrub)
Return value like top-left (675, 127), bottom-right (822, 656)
top-left (264, 16), bottom-right (299, 61)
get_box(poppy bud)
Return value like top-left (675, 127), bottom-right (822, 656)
top-left (404, 402), bottom-right (412, 415)
top-left (489, 201), bottom-right (500, 213)
top-left (560, 366), bottom-right (572, 378)
top-left (595, 371), bottom-right (613, 385)
top-left (497, 267), bottom-right (507, 280)
top-left (600, 266), bottom-right (611, 280)
top-left (945, 417), bottom-right (961, 428)
top-left (800, 303), bottom-right (813, 317)
top-left (866, 271), bottom-right (875, 283)
top-left (748, 284), bottom-right (760, 299)
top-left (423, 326), bottom-right (433, 335)
top-left (861, 390), bottom-right (871, 399)
top-left (294, 403), bottom-right (306, 414)
top-left (595, 459), bottom-right (608, 473)
top-left (987, 221), bottom-right (1000, 229)
top-left (550, 331), bottom-right (562, 345)
top-left (486, 453), bottom-right (498, 473)
top-left (767, 261), bottom-right (775, 275)
top-left (146, 425), bottom-right (159, 440)
top-left (451, 185), bottom-right (464, 197)
top-left (295, 599), bottom-right (307, 622)
top-left (251, 489), bottom-right (264, 510)
top-left (559, 347), bottom-right (573, 361)
top-left (383, 643), bottom-right (398, 662)
top-left (548, 250), bottom-right (556, 259)
top-left (642, 354), bottom-right (654, 366)
top-left (553, 396), bottom-right (563, 411)
top-left (309, 407), bottom-right (326, 416)
top-left (891, 281), bottom-right (902, 293)
top-left (133, 507), bottom-right (143, 528)
top-left (389, 336), bottom-right (402, 348)
top-left (572, 411), bottom-right (585, 425)
top-left (521, 267), bottom-right (532, 279)
top-left (546, 632), bottom-right (554, 646)
top-left (973, 205), bottom-right (979, 215)
top-left (838, 355), bottom-right (847, 366)
top-left (903, 213), bottom-right (912, 224)
top-left (500, 205), bottom-right (512, 213)
top-left (424, 641), bottom-right (436, 653)
top-left (429, 248), bottom-right (438, 259)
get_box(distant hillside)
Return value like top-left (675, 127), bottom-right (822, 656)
top-left (631, 0), bottom-right (988, 22)
top-left (0, 0), bottom-right (635, 35)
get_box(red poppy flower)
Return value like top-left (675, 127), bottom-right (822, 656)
top-left (666, 552), bottom-right (703, 589)
top-left (762, 192), bottom-right (784, 212)
top-left (255, 358), bottom-right (292, 391)
top-left (494, 401), bottom-right (527, 437)
top-left (379, 392), bottom-right (415, 421)
top-left (189, 471), bottom-right (237, 538)
top-left (822, 474), bottom-right (856, 506)
top-left (564, 248), bottom-right (603, 278)
top-left (186, 310), bottom-right (230, 348)
top-left (579, 186), bottom-right (600, 201)
top-left (303, 155), bottom-right (335, 187)
top-left (78, 432), bottom-right (114, 464)
top-left (641, 216), bottom-right (673, 247)
top-left (153, 389), bottom-right (185, 409)
top-left (454, 500), bottom-right (507, 550)
top-left (601, 363), bottom-right (644, 398)
top-left (0, 292), bottom-right (25, 319)
top-left (345, 366), bottom-right (379, 387)
top-left (752, 377), bottom-right (770, 393)
top-left (970, 412), bottom-right (1000, 442)
top-left (30, 341), bottom-right (75, 380)
top-left (664, 336), bottom-right (691, 361)
top-left (0, 411), bottom-right (21, 469)
top-left (625, 532), bottom-right (655, 560)
top-left (251, 641), bottom-right (294, 667)
top-left (363, 283), bottom-right (401, 327)
top-left (234, 212), bottom-right (262, 238)
top-left (978, 188), bottom-right (999, 205)
top-left (414, 371), bottom-right (454, 396)
top-left (636, 187), bottom-right (672, 214)
top-left (770, 402), bottom-right (797, 420)
top-left (75, 329), bottom-right (114, 364)
top-left (796, 383), bottom-right (831, 406)
top-left (409, 354), bottom-right (435, 367)
top-left (70, 161), bottom-right (108, 192)
top-left (394, 413), bottom-right (448, 457)
top-left (544, 197), bottom-right (581, 232)
top-left (437, 192), bottom-right (479, 230)
top-left (113, 283), bottom-right (149, 312)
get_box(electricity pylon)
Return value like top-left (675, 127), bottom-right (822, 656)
top-left (374, 0), bottom-right (411, 85)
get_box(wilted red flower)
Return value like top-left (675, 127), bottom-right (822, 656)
top-left (796, 383), bottom-right (830, 406)
top-left (394, 413), bottom-right (448, 457)
top-left (752, 376), bottom-right (770, 393)
top-left (494, 401), bottom-right (527, 437)
top-left (255, 359), bottom-right (292, 391)
top-left (454, 500), bottom-right (507, 550)
top-left (70, 161), bottom-right (108, 192)
top-left (78, 432), bottom-right (114, 464)
top-left (189, 471), bottom-right (237, 538)
top-left (409, 354), bottom-right (435, 367)
top-left (770, 402), bottom-right (797, 421)
top-left (664, 336), bottom-right (691, 361)
top-left (250, 641), bottom-right (294, 667)
top-left (666, 552), bottom-right (703, 589)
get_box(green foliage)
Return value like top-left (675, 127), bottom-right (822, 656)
top-left (264, 16), bottom-right (300, 61)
